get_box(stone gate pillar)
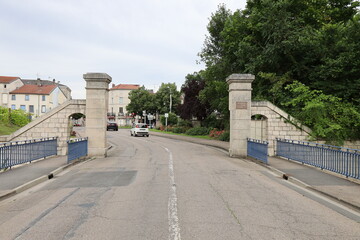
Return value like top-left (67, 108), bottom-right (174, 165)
top-left (226, 74), bottom-right (255, 158)
top-left (84, 73), bottom-right (112, 157)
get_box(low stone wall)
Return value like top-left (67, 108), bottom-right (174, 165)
top-left (0, 99), bottom-right (86, 155)
top-left (315, 140), bottom-right (360, 151)
top-left (343, 141), bottom-right (360, 150)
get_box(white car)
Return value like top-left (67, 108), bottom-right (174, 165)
top-left (130, 123), bottom-right (149, 137)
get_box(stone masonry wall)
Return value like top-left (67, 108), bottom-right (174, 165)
top-left (251, 101), bottom-right (311, 156)
top-left (250, 101), bottom-right (360, 154)
top-left (0, 100), bottom-right (86, 155)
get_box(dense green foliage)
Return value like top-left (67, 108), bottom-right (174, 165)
top-left (0, 107), bottom-right (10, 124)
top-left (126, 83), bottom-right (181, 117)
top-left (178, 72), bottom-right (210, 121)
top-left (283, 81), bottom-right (360, 144)
top-left (156, 83), bottom-right (181, 114)
top-left (185, 127), bottom-right (210, 136)
top-left (218, 131), bottom-right (230, 142)
top-left (0, 107), bottom-right (30, 135)
top-left (160, 112), bottom-right (178, 126)
top-left (9, 109), bottom-right (30, 126)
top-left (126, 86), bottom-right (157, 116)
top-left (191, 0), bottom-right (360, 142)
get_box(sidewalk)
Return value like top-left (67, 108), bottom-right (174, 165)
top-left (150, 131), bottom-right (360, 209)
top-left (0, 155), bottom-right (69, 201)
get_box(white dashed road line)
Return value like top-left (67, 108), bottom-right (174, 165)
top-left (163, 147), bottom-right (181, 240)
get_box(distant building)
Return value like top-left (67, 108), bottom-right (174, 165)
top-left (0, 76), bottom-right (71, 118)
top-left (0, 76), bottom-right (23, 107)
top-left (108, 83), bottom-right (140, 126)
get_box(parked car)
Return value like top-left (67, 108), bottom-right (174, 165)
top-left (107, 122), bottom-right (118, 131)
top-left (130, 123), bottom-right (149, 137)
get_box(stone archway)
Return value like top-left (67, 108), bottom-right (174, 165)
top-left (69, 113), bottom-right (86, 138)
top-left (251, 114), bottom-right (268, 141)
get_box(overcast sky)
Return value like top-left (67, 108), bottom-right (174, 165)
top-left (0, 0), bottom-right (247, 98)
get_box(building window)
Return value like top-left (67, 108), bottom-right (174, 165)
top-left (4, 84), bottom-right (6, 88)
top-left (11, 104), bottom-right (16, 110)
top-left (11, 95), bottom-right (16, 100)
top-left (20, 105), bottom-right (26, 111)
top-left (41, 105), bottom-right (46, 113)
top-left (42, 95), bottom-right (46, 101)
top-left (25, 95), bottom-right (30, 101)
top-left (119, 107), bottom-right (123, 113)
top-left (119, 97), bottom-right (123, 104)
top-left (29, 105), bottom-right (34, 113)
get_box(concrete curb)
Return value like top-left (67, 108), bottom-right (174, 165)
top-left (0, 156), bottom-right (95, 202)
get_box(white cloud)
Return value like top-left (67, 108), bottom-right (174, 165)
top-left (0, 0), bottom-right (247, 98)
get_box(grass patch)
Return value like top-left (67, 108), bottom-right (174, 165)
top-left (149, 129), bottom-right (212, 140)
top-left (0, 122), bottom-right (21, 135)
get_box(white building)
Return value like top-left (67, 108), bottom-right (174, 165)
top-left (0, 76), bottom-right (71, 118)
top-left (108, 83), bottom-right (140, 126)
top-left (0, 76), bottom-right (23, 107)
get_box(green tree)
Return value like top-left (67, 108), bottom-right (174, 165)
top-left (126, 86), bottom-right (157, 116)
top-left (195, 1), bottom-right (360, 134)
top-left (9, 109), bottom-right (30, 127)
top-left (155, 83), bottom-right (181, 114)
top-left (160, 112), bottom-right (178, 126)
top-left (199, 1), bottom-right (360, 104)
top-left (179, 72), bottom-right (210, 121)
top-left (284, 81), bottom-right (360, 144)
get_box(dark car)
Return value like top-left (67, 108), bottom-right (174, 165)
top-left (107, 122), bottom-right (118, 131)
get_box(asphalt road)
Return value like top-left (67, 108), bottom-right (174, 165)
top-left (0, 129), bottom-right (359, 240)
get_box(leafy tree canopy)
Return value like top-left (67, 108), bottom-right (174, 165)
top-left (194, 0), bottom-right (360, 139)
top-left (200, 1), bottom-right (360, 107)
top-left (126, 86), bottom-right (157, 116)
top-left (178, 72), bottom-right (210, 121)
top-left (155, 83), bottom-right (181, 114)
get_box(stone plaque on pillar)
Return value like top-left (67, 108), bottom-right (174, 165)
top-left (84, 73), bottom-right (112, 157)
top-left (227, 74), bottom-right (255, 158)
top-left (236, 102), bottom-right (247, 109)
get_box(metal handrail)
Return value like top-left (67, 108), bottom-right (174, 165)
top-left (276, 138), bottom-right (360, 179)
top-left (247, 138), bottom-right (268, 164)
top-left (0, 137), bottom-right (58, 170)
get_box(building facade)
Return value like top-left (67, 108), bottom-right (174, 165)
top-left (108, 83), bottom-right (140, 126)
top-left (0, 76), bottom-right (23, 107)
top-left (0, 76), bottom-right (71, 118)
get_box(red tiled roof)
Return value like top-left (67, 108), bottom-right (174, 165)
top-left (110, 84), bottom-right (140, 90)
top-left (0, 76), bottom-right (20, 83)
top-left (10, 84), bottom-right (57, 95)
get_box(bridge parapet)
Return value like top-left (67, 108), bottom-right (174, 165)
top-left (0, 99), bottom-right (86, 155)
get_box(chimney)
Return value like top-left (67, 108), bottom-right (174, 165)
top-left (36, 78), bottom-right (41, 86)
top-left (53, 79), bottom-right (55, 83)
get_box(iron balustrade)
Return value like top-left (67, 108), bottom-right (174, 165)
top-left (276, 138), bottom-right (360, 179)
top-left (67, 137), bottom-right (88, 163)
top-left (247, 138), bottom-right (269, 164)
top-left (0, 137), bottom-right (58, 170)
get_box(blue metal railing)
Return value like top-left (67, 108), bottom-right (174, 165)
top-left (67, 137), bottom-right (88, 163)
top-left (247, 138), bottom-right (269, 164)
top-left (0, 137), bottom-right (58, 170)
top-left (276, 138), bottom-right (360, 179)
